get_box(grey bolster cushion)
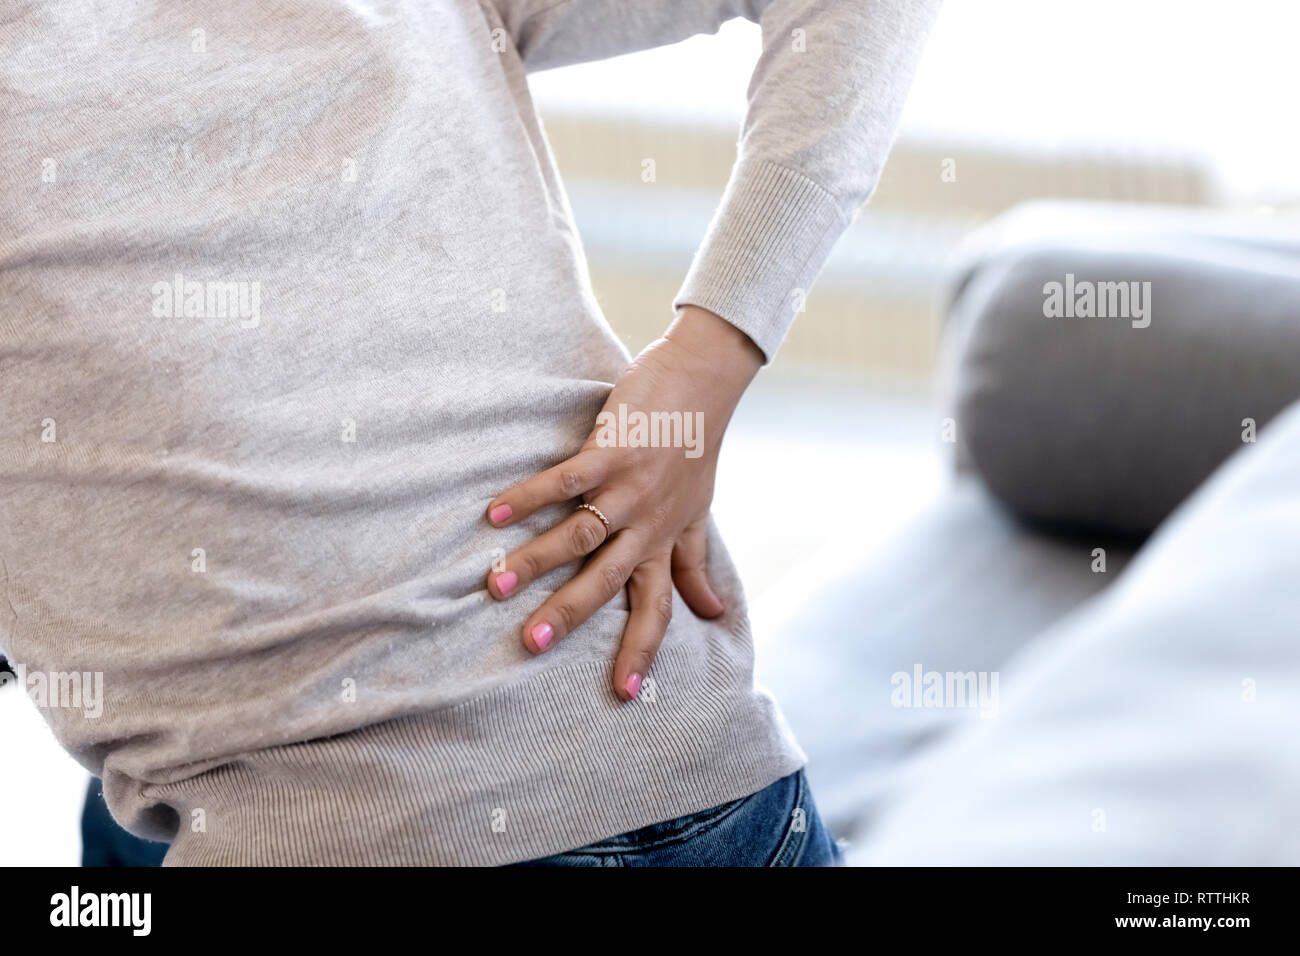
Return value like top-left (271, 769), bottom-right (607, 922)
top-left (948, 236), bottom-right (1300, 537)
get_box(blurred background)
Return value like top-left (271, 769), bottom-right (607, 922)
top-left (529, 0), bottom-right (1300, 590)
top-left (6, 0), bottom-right (1300, 864)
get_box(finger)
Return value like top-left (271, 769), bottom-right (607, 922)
top-left (488, 491), bottom-right (634, 599)
top-left (486, 450), bottom-right (607, 527)
top-left (614, 555), bottom-right (673, 701)
top-left (522, 530), bottom-right (644, 654)
top-left (671, 520), bottom-right (725, 619)
top-left (487, 506), bottom-right (610, 600)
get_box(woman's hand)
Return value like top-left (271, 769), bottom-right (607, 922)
top-left (484, 305), bottom-right (763, 700)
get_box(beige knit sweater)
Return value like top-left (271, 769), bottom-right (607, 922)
top-left (0, 0), bottom-right (938, 864)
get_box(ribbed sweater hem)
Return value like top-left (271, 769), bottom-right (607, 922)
top-left (148, 639), bottom-right (805, 866)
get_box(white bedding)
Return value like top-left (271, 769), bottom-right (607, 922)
top-left (854, 399), bottom-right (1300, 864)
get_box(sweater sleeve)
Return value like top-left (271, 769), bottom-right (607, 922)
top-left (488, 0), bottom-right (941, 361)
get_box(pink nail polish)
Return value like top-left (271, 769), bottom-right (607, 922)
top-left (530, 622), bottom-right (553, 650)
top-left (489, 503), bottom-right (512, 524)
top-left (626, 673), bottom-right (642, 699)
top-left (495, 571), bottom-right (517, 596)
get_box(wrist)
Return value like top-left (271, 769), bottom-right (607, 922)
top-left (663, 305), bottom-right (764, 388)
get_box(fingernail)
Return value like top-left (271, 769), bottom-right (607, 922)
top-left (530, 622), bottom-right (553, 651)
top-left (495, 571), bottom-right (517, 596)
top-left (488, 503), bottom-right (512, 524)
top-left (625, 673), bottom-right (642, 699)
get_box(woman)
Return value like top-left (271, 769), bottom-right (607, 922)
top-left (0, 0), bottom-right (937, 865)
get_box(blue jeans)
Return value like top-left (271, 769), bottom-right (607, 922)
top-left (513, 770), bottom-right (841, 867)
top-left (82, 778), bottom-right (169, 867)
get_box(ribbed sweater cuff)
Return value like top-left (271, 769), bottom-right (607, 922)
top-left (674, 157), bottom-right (850, 363)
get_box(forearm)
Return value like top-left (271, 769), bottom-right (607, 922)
top-left (662, 305), bottom-right (764, 401)
top-left (674, 0), bottom-right (943, 361)
top-left (489, 0), bottom-right (940, 360)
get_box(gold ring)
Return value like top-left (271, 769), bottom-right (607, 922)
top-left (576, 502), bottom-right (611, 535)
